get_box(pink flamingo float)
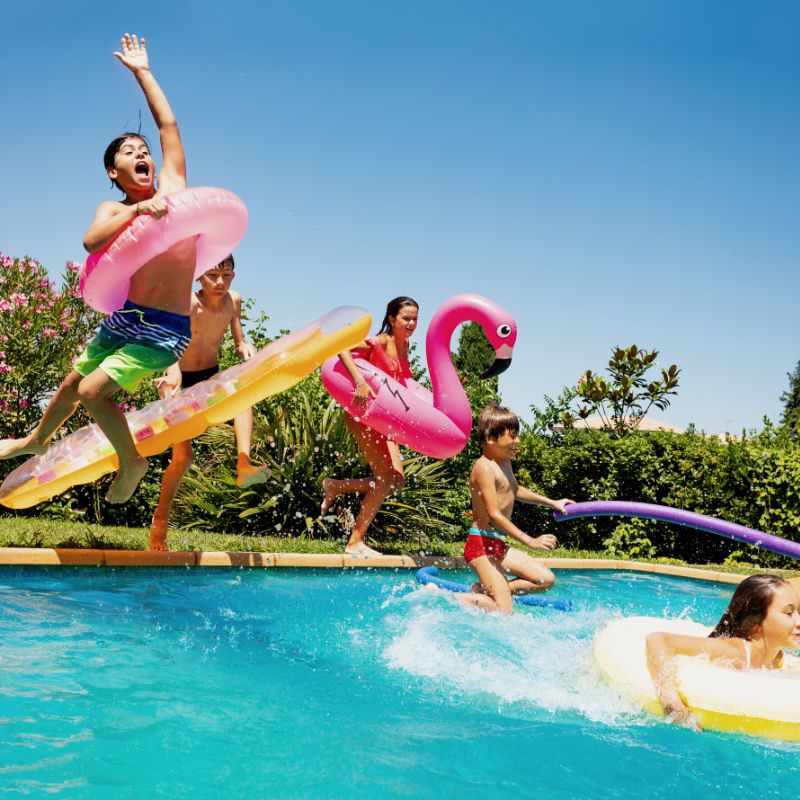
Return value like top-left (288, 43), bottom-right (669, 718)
top-left (321, 293), bottom-right (517, 459)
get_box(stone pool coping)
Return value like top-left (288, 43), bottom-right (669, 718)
top-left (1, 547), bottom-right (791, 585)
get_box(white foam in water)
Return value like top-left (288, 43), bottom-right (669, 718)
top-left (383, 586), bottom-right (637, 725)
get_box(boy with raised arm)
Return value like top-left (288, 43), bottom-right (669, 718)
top-left (0, 33), bottom-right (195, 503)
top-left (149, 255), bottom-right (268, 550)
top-left (462, 404), bottom-right (574, 613)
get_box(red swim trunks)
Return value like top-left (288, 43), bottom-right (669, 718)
top-left (463, 528), bottom-right (509, 562)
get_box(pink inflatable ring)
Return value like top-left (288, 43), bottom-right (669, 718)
top-left (80, 187), bottom-right (248, 313)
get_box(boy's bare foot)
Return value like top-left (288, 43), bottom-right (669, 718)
top-left (236, 463), bottom-right (270, 488)
top-left (320, 477), bottom-right (338, 516)
top-left (149, 518), bottom-right (169, 551)
top-left (344, 543), bottom-right (382, 557)
top-left (0, 436), bottom-right (48, 460)
top-left (106, 457), bottom-right (149, 504)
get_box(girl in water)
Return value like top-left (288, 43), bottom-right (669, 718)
top-left (646, 574), bottom-right (800, 729)
top-left (320, 296), bottom-right (418, 556)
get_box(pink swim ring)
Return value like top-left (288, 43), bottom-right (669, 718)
top-left (321, 293), bottom-right (517, 459)
top-left (80, 187), bottom-right (248, 314)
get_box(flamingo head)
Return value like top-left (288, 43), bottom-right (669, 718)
top-left (479, 301), bottom-right (517, 378)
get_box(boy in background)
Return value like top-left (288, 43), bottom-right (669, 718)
top-left (149, 255), bottom-right (268, 550)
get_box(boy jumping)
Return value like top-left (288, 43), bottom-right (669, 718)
top-left (149, 255), bottom-right (268, 550)
top-left (0, 33), bottom-right (195, 503)
top-left (462, 404), bottom-right (574, 613)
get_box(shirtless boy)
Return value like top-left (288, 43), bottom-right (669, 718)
top-left (0, 33), bottom-right (195, 503)
top-left (149, 255), bottom-right (268, 550)
top-left (462, 404), bottom-right (574, 613)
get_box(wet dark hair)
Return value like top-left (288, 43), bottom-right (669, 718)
top-left (217, 254), bottom-right (235, 271)
top-left (103, 132), bottom-right (151, 192)
top-left (709, 574), bottom-right (790, 640)
top-left (477, 403), bottom-right (520, 445)
top-left (378, 296), bottom-right (418, 335)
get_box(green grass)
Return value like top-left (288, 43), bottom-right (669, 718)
top-left (1, 515), bottom-right (798, 577)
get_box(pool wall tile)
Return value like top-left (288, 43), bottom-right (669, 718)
top-left (198, 551), bottom-right (276, 567)
top-left (273, 553), bottom-right (345, 567)
top-left (103, 550), bottom-right (197, 566)
top-left (53, 548), bottom-right (106, 565)
top-left (0, 546), bottom-right (795, 585)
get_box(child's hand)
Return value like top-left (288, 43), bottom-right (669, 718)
top-left (238, 342), bottom-right (257, 360)
top-left (114, 33), bottom-right (150, 74)
top-left (665, 701), bottom-right (700, 733)
top-left (353, 379), bottom-right (375, 408)
top-left (154, 375), bottom-right (179, 399)
top-left (531, 534), bottom-right (557, 550)
top-left (137, 197), bottom-right (168, 219)
top-left (551, 498), bottom-right (575, 515)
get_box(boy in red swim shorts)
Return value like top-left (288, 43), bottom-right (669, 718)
top-left (462, 404), bottom-right (574, 613)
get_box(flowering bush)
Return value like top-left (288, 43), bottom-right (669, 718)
top-left (0, 254), bottom-right (102, 439)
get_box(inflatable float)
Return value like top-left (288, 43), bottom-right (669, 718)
top-left (81, 187), bottom-right (248, 314)
top-left (416, 566), bottom-right (572, 611)
top-left (0, 306), bottom-right (371, 508)
top-left (321, 294), bottom-right (516, 459)
top-left (595, 616), bottom-right (800, 740)
top-left (554, 501), bottom-right (800, 561)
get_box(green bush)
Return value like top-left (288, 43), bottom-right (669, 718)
top-left (511, 427), bottom-right (800, 567)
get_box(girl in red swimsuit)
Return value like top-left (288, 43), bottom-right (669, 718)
top-left (320, 296), bottom-right (418, 556)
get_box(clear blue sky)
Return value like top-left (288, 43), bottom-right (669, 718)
top-left (3, 1), bottom-right (798, 433)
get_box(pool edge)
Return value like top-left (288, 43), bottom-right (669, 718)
top-left (0, 547), bottom-right (774, 584)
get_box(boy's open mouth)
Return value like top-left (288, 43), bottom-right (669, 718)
top-left (135, 162), bottom-right (150, 176)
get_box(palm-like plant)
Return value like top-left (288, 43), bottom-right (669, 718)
top-left (172, 374), bottom-right (455, 546)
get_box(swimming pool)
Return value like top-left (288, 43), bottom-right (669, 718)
top-left (0, 567), bottom-right (796, 798)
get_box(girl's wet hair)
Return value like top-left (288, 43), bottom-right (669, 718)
top-left (709, 574), bottom-right (790, 640)
top-left (477, 403), bottom-right (520, 445)
top-left (103, 132), bottom-right (151, 192)
top-left (378, 296), bottom-right (418, 335)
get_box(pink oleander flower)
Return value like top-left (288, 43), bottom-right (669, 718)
top-left (0, 364), bottom-right (11, 374)
top-left (47, 301), bottom-right (55, 309)
top-left (10, 293), bottom-right (28, 307)
top-left (21, 320), bottom-right (31, 330)
top-left (19, 399), bottom-right (30, 408)
top-left (61, 321), bottom-right (71, 331)
top-left (1, 255), bottom-right (13, 268)
top-left (0, 351), bottom-right (5, 359)
top-left (66, 261), bottom-right (82, 274)
top-left (0, 300), bottom-right (10, 312)
top-left (41, 328), bottom-right (57, 338)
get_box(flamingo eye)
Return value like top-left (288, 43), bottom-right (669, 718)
top-left (496, 323), bottom-right (512, 339)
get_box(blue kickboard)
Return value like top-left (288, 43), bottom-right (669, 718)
top-left (415, 566), bottom-right (572, 611)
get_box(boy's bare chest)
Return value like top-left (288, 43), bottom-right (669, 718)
top-left (190, 301), bottom-right (233, 343)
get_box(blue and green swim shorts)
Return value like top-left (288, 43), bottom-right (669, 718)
top-left (74, 300), bottom-right (192, 393)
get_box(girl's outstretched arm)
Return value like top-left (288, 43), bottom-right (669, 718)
top-left (645, 632), bottom-right (744, 730)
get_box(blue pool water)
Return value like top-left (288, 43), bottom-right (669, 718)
top-left (0, 566), bottom-right (796, 798)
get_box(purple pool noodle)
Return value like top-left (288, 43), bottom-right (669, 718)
top-left (553, 501), bottom-right (800, 561)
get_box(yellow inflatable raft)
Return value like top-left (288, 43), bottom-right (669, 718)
top-left (0, 306), bottom-right (370, 509)
top-left (595, 616), bottom-right (800, 741)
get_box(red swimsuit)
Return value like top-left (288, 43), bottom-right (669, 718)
top-left (356, 336), bottom-right (412, 383)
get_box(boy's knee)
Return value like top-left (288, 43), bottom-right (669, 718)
top-left (76, 380), bottom-right (102, 404)
top-left (537, 568), bottom-right (556, 589)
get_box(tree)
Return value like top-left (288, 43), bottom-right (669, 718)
top-left (452, 321), bottom-right (499, 413)
top-left (562, 344), bottom-right (680, 437)
top-left (780, 361), bottom-right (800, 432)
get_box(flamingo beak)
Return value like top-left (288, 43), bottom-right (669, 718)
top-left (481, 358), bottom-right (512, 378)
top-left (481, 344), bottom-right (514, 378)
